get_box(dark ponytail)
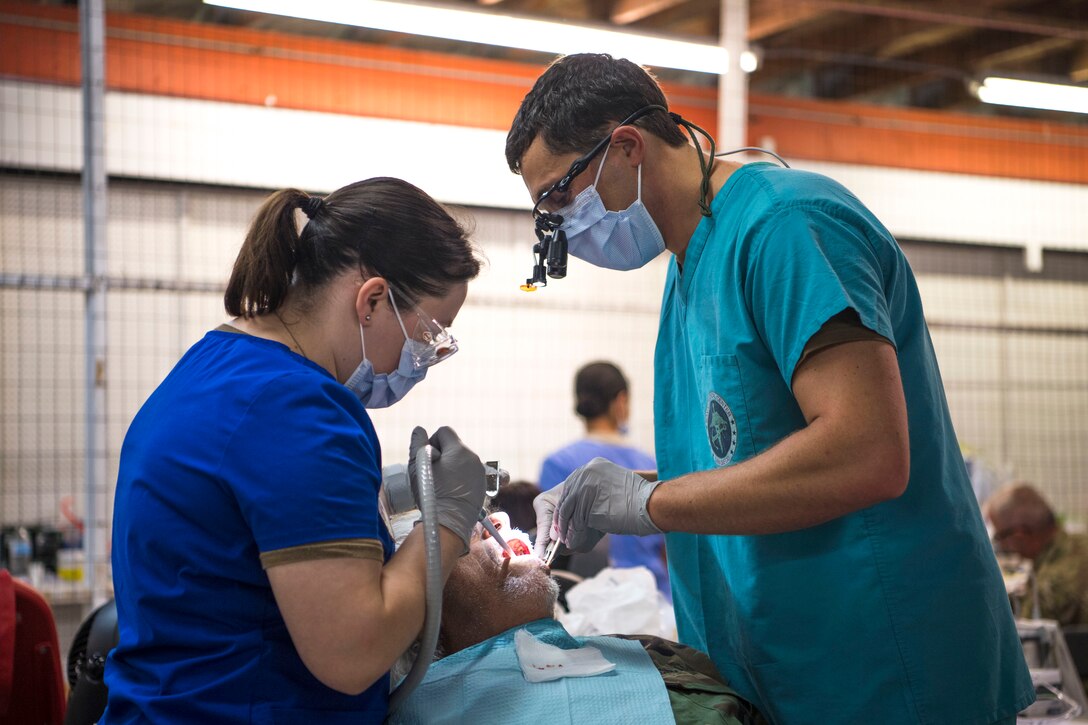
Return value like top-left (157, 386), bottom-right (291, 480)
top-left (224, 179), bottom-right (480, 318)
top-left (225, 189), bottom-right (315, 318)
top-left (574, 361), bottom-right (628, 421)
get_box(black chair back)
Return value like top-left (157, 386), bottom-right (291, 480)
top-left (64, 599), bottom-right (117, 725)
top-left (1062, 625), bottom-right (1088, 681)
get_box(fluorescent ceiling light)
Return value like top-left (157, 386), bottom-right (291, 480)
top-left (975, 76), bottom-right (1088, 115)
top-left (204, 0), bottom-right (732, 75)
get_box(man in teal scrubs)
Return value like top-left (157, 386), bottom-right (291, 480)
top-left (507, 53), bottom-right (1033, 724)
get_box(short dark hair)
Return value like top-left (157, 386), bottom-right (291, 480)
top-left (574, 361), bottom-right (628, 421)
top-left (505, 54), bottom-right (687, 174)
top-left (491, 481), bottom-right (541, 533)
top-left (224, 178), bottom-right (481, 317)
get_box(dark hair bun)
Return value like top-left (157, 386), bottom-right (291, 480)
top-left (573, 361), bottom-right (628, 421)
top-left (575, 396), bottom-right (606, 419)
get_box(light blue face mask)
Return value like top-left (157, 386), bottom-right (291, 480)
top-left (345, 289), bottom-right (445, 408)
top-left (557, 145), bottom-right (666, 271)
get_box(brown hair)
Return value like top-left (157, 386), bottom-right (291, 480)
top-left (225, 178), bottom-right (481, 318)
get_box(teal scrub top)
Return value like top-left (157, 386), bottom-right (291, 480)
top-left (654, 163), bottom-right (1033, 724)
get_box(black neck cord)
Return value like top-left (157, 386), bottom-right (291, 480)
top-left (670, 116), bottom-right (792, 217)
top-left (671, 113), bottom-right (717, 217)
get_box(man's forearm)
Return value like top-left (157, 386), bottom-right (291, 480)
top-left (647, 413), bottom-right (908, 536)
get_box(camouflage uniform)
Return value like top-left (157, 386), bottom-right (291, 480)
top-left (1019, 530), bottom-right (1088, 626)
top-left (620, 635), bottom-right (767, 725)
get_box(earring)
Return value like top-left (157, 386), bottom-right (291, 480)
top-left (365, 315), bottom-right (371, 321)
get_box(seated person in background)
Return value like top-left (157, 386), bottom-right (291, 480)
top-left (389, 512), bottom-right (762, 725)
top-left (984, 482), bottom-right (1088, 625)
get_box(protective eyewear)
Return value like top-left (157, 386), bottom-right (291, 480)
top-left (523, 104), bottom-right (671, 291)
top-left (530, 104), bottom-right (671, 222)
top-left (388, 286), bottom-right (458, 369)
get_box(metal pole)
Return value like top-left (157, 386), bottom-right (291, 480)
top-left (718, 0), bottom-right (749, 151)
top-left (81, 0), bottom-right (108, 607)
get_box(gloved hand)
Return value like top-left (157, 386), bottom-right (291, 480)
top-left (555, 457), bottom-right (663, 553)
top-left (410, 426), bottom-right (486, 555)
top-left (532, 484), bottom-right (564, 560)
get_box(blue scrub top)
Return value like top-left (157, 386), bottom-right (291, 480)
top-left (654, 163), bottom-right (1033, 724)
top-left (104, 330), bottom-right (395, 724)
top-left (540, 439), bottom-right (670, 597)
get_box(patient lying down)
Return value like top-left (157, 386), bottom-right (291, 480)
top-left (389, 512), bottom-right (764, 725)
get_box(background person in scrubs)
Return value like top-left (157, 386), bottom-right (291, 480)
top-left (539, 361), bottom-right (669, 597)
top-left (507, 54), bottom-right (1032, 724)
top-left (105, 178), bottom-right (488, 723)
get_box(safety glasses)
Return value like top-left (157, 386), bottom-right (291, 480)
top-left (388, 286), bottom-right (458, 370)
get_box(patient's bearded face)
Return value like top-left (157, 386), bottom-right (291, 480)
top-left (443, 512), bottom-right (558, 634)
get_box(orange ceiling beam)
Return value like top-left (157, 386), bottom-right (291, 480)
top-left (1, 1), bottom-right (1086, 184)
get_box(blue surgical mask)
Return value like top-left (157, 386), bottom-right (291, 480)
top-left (345, 290), bottom-right (437, 408)
top-left (557, 145), bottom-right (666, 271)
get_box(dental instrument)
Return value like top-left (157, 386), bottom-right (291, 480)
top-left (479, 512), bottom-right (515, 557)
top-left (543, 539), bottom-right (560, 567)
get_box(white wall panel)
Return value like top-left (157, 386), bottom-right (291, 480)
top-left (0, 288), bottom-right (84, 526)
top-left (3, 174), bottom-right (1087, 521)
top-left (0, 80), bottom-right (529, 213)
top-left (916, 276), bottom-right (1006, 327)
top-left (3, 79), bottom-right (1087, 254)
top-left (0, 175), bottom-right (83, 277)
top-left (798, 160), bottom-right (1088, 254)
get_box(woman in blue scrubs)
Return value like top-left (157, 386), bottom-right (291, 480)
top-left (104, 178), bottom-right (488, 723)
top-left (539, 361), bottom-right (668, 596)
top-left (509, 55), bottom-right (1033, 724)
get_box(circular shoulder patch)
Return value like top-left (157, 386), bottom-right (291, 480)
top-left (705, 391), bottom-right (738, 466)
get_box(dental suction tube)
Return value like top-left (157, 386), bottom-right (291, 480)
top-left (386, 445), bottom-right (442, 713)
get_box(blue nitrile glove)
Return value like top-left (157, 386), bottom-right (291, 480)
top-left (554, 457), bottom-right (662, 553)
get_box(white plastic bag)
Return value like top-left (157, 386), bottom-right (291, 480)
top-left (558, 566), bottom-right (676, 639)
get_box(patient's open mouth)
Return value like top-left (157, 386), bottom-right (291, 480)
top-left (507, 538), bottom-right (531, 557)
top-left (482, 513), bottom-right (536, 560)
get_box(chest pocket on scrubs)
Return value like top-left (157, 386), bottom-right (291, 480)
top-left (696, 354), bottom-right (755, 468)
